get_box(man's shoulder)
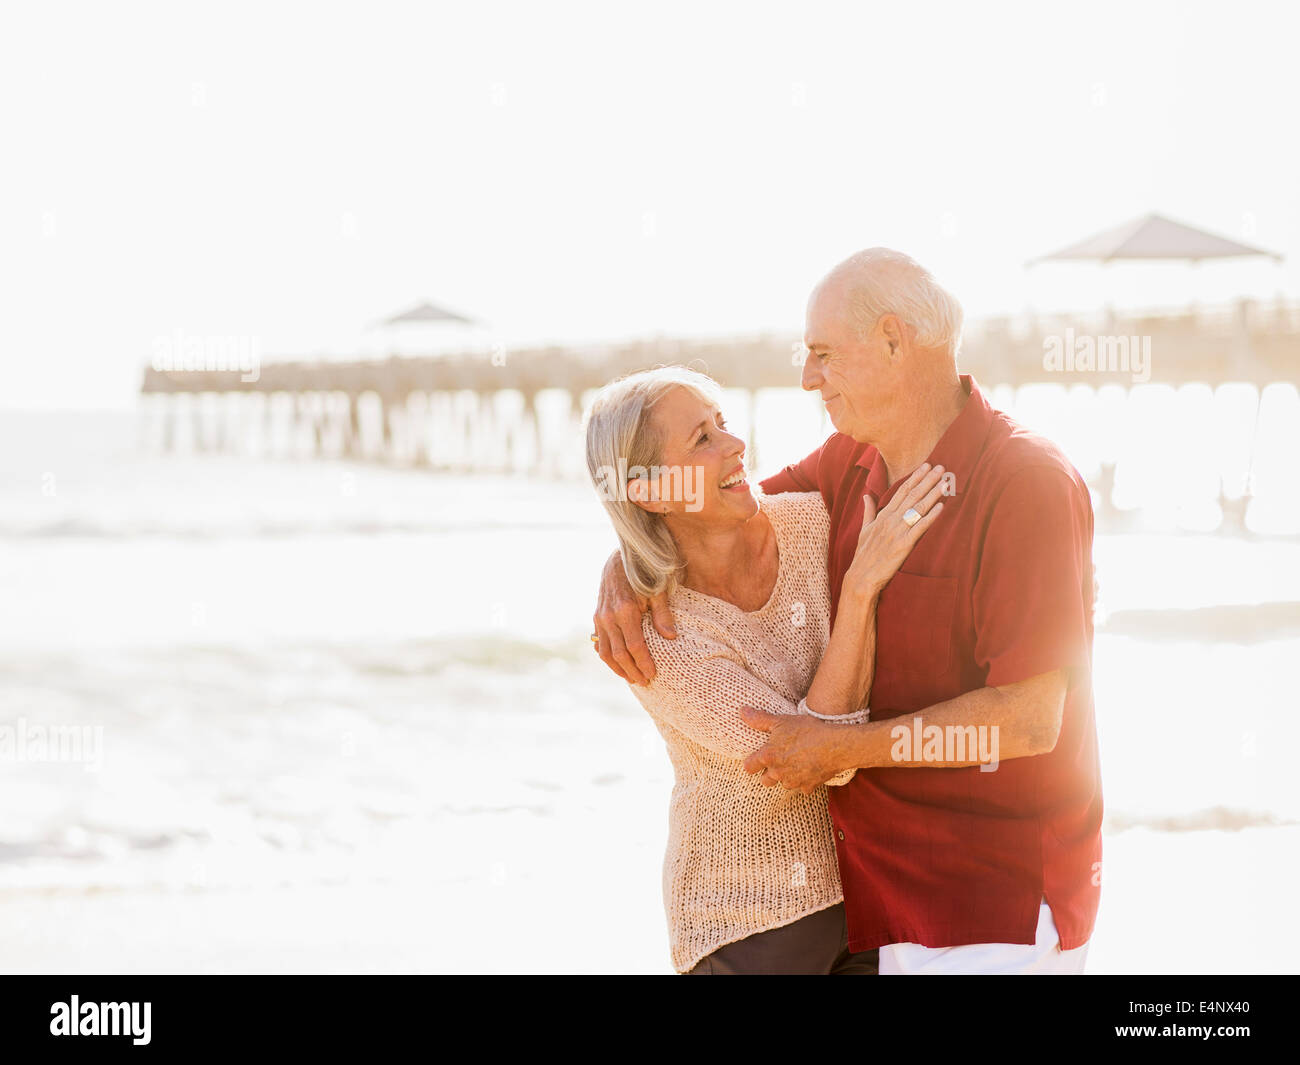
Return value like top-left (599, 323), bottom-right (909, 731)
top-left (980, 411), bottom-right (1088, 497)
top-left (761, 431), bottom-right (874, 497)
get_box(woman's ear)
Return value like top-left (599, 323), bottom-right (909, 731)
top-left (626, 474), bottom-right (655, 512)
top-left (628, 474), bottom-right (672, 515)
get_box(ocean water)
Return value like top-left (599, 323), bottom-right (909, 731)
top-left (1, 391), bottom-right (1298, 971)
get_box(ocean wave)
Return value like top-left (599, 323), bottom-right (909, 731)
top-left (1105, 807), bottom-right (1298, 833)
top-left (0, 633), bottom-right (599, 684)
top-left (338, 635), bottom-right (595, 674)
top-left (0, 516), bottom-right (597, 541)
top-left (1100, 603), bottom-right (1300, 643)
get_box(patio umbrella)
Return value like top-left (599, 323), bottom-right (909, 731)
top-left (382, 301), bottom-right (478, 326)
top-left (1028, 213), bottom-right (1284, 533)
top-left (1027, 212), bottom-right (1282, 265)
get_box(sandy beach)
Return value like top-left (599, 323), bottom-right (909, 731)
top-left (6, 0), bottom-right (1300, 989)
top-left (5, 803), bottom-right (1297, 974)
top-left (2, 412), bottom-right (1298, 974)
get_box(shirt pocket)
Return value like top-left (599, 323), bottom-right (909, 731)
top-left (875, 571), bottom-right (958, 678)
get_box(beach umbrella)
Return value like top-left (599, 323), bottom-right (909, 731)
top-left (1024, 211), bottom-right (1285, 309)
top-left (1027, 212), bottom-right (1282, 265)
top-left (382, 301), bottom-right (478, 326)
top-left (366, 301), bottom-right (486, 359)
top-left (1027, 214), bottom-right (1285, 532)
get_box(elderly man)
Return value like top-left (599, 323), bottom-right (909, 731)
top-left (593, 248), bottom-right (1102, 974)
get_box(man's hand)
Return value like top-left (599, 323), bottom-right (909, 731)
top-left (593, 550), bottom-right (676, 686)
top-left (738, 707), bottom-right (856, 794)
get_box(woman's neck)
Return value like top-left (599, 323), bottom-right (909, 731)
top-left (669, 507), bottom-right (776, 609)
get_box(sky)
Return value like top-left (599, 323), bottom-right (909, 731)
top-left (3, 0), bottom-right (1299, 408)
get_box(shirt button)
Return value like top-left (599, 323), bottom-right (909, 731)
top-left (837, 830), bottom-right (845, 841)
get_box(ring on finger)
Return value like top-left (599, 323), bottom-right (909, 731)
top-left (902, 507), bottom-right (922, 527)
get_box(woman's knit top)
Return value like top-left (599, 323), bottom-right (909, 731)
top-left (629, 491), bottom-right (855, 973)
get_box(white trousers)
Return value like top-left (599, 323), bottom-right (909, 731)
top-left (878, 900), bottom-right (1090, 975)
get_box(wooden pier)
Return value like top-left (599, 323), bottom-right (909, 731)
top-left (138, 298), bottom-right (1300, 530)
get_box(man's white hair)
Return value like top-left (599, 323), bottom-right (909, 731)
top-left (829, 247), bottom-right (964, 359)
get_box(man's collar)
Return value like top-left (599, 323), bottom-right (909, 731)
top-left (855, 374), bottom-right (995, 500)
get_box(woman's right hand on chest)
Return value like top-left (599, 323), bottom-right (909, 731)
top-left (842, 463), bottom-right (948, 603)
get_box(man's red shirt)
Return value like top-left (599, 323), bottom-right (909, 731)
top-left (760, 374), bottom-right (1103, 951)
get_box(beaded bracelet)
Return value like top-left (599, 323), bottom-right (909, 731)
top-left (797, 697), bottom-right (870, 724)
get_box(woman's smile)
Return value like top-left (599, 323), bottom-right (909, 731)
top-left (720, 465), bottom-right (748, 491)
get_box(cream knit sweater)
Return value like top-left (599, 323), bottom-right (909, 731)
top-left (629, 491), bottom-right (855, 974)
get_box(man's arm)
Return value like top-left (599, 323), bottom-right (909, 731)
top-left (757, 439), bottom-right (825, 496)
top-left (740, 668), bottom-right (1067, 792)
top-left (742, 462), bottom-right (1093, 792)
top-left (592, 551), bottom-right (676, 686)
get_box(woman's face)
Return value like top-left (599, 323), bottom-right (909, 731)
top-left (631, 387), bottom-right (757, 525)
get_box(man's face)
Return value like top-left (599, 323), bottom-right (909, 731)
top-left (800, 276), bottom-right (902, 444)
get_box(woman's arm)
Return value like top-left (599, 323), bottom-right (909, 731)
top-left (631, 627), bottom-right (817, 761)
top-left (632, 468), bottom-right (948, 780)
top-left (802, 591), bottom-right (879, 717)
top-left (800, 463), bottom-right (950, 718)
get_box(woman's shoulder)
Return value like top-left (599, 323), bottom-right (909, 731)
top-left (759, 490), bottom-right (829, 548)
top-left (759, 488), bottom-right (825, 518)
top-left (635, 607), bottom-right (743, 692)
top-left (640, 594), bottom-right (735, 654)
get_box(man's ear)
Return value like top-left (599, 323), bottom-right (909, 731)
top-left (880, 314), bottom-right (905, 358)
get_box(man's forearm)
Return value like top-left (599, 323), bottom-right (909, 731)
top-left (835, 671), bottom-right (1067, 769)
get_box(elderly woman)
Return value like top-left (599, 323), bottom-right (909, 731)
top-left (584, 366), bottom-right (945, 974)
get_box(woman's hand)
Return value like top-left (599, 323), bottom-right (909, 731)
top-left (842, 463), bottom-right (947, 603)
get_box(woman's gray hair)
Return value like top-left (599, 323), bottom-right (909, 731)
top-left (833, 247), bottom-right (964, 359)
top-left (584, 365), bottom-right (722, 599)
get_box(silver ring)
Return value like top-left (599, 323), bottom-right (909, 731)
top-left (902, 507), bottom-right (921, 527)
